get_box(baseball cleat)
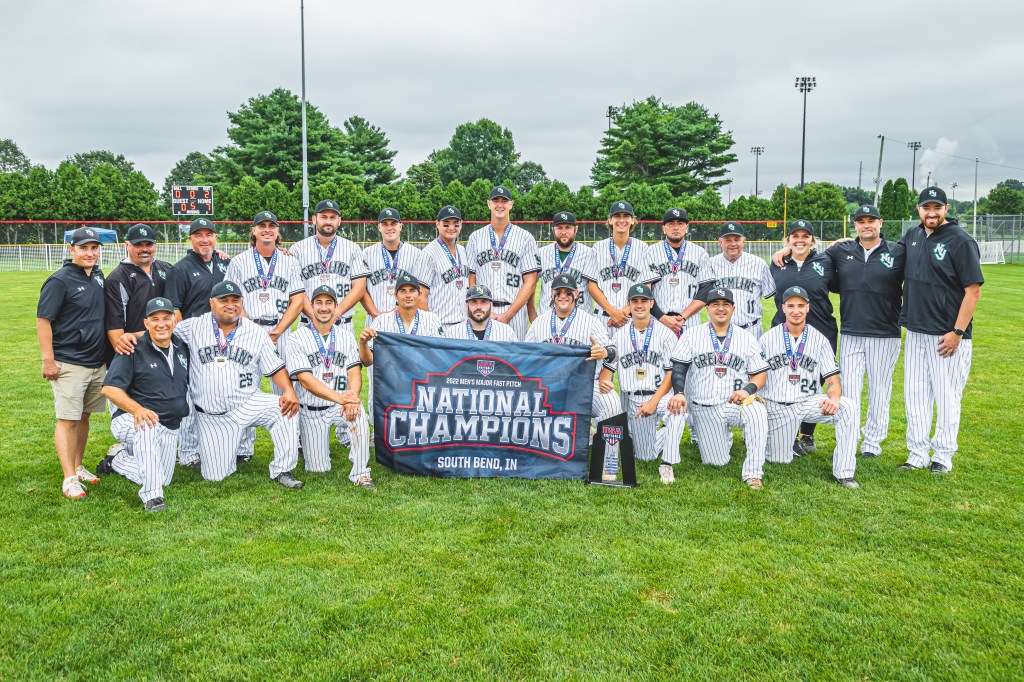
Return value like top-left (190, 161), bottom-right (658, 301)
top-left (180, 459), bottom-right (201, 470)
top-left (793, 435), bottom-right (817, 456)
top-left (897, 462), bottom-right (926, 471)
top-left (354, 475), bottom-right (376, 489)
top-left (95, 455), bottom-right (116, 475)
top-left (62, 476), bottom-right (87, 499)
top-left (144, 497), bottom-right (168, 512)
top-left (930, 462), bottom-right (950, 475)
top-left (76, 465), bottom-right (100, 484)
top-left (273, 472), bottom-right (304, 489)
top-left (860, 449), bottom-right (881, 458)
top-left (746, 478), bottom-right (764, 491)
top-left (659, 463), bottom-right (675, 485)
top-left (835, 477), bottom-right (861, 489)
top-left (236, 455), bottom-right (252, 467)
top-left (337, 431), bottom-right (352, 447)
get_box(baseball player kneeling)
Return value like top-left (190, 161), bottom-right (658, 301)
top-left (525, 274), bottom-right (624, 481)
top-left (287, 285), bottom-right (374, 488)
top-left (174, 281), bottom-right (304, 489)
top-left (662, 288), bottom-right (769, 489)
top-left (97, 297), bottom-right (189, 511)
top-left (600, 284), bottom-right (678, 464)
top-left (760, 286), bottom-right (859, 488)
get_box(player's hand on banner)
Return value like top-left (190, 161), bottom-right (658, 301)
top-left (114, 332), bottom-right (139, 355)
top-left (599, 377), bottom-right (614, 393)
top-left (587, 337), bottom-right (608, 361)
top-left (358, 328), bottom-right (378, 345)
top-left (636, 398), bottom-right (658, 417)
top-left (133, 407), bottom-right (160, 431)
top-left (42, 359), bottom-right (59, 381)
top-left (937, 332), bottom-right (961, 357)
top-left (771, 246), bottom-right (792, 267)
top-left (668, 393), bottom-right (687, 415)
top-left (728, 389), bottom-right (750, 405)
top-left (819, 396), bottom-right (839, 416)
top-left (279, 392), bottom-right (300, 418)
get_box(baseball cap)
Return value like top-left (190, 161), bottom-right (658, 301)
top-left (628, 284), bottom-right (654, 300)
top-left (720, 221), bottom-right (745, 237)
top-left (189, 217), bottom-right (216, 234)
top-left (552, 211), bottom-right (576, 226)
top-left (126, 223), bottom-right (156, 244)
top-left (310, 284), bottom-right (338, 302)
top-left (145, 297), bottom-right (174, 317)
top-left (210, 281), bottom-right (242, 298)
top-left (918, 186), bottom-right (948, 206)
top-left (394, 272), bottom-right (421, 291)
top-left (437, 205), bottom-right (463, 221)
top-left (852, 204), bottom-right (881, 220)
top-left (253, 211), bottom-right (279, 226)
top-left (314, 199), bottom-right (341, 214)
top-left (489, 185), bottom-right (512, 200)
top-left (609, 200), bottom-right (635, 217)
top-left (551, 273), bottom-right (579, 292)
top-left (787, 219), bottom-right (813, 236)
top-left (378, 207), bottom-right (401, 223)
top-left (783, 286), bottom-right (810, 302)
top-left (706, 287), bottom-right (734, 305)
top-left (663, 208), bottom-right (689, 223)
top-left (465, 284), bottom-right (492, 301)
top-left (70, 227), bottom-right (101, 246)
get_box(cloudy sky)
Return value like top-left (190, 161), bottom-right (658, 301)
top-left (3, 0), bottom-right (1022, 201)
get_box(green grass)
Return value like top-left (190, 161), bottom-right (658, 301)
top-left (2, 268), bottom-right (1023, 680)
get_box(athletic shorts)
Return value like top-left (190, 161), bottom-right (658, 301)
top-left (50, 362), bottom-right (106, 420)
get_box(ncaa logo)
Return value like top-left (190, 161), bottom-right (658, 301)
top-left (476, 360), bottom-right (495, 376)
top-left (601, 425), bottom-right (623, 446)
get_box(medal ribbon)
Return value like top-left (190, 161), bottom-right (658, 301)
top-left (784, 325), bottom-right (809, 372)
top-left (437, 237), bottom-right (465, 278)
top-left (708, 321), bottom-right (733, 366)
top-left (213, 316), bottom-right (239, 356)
top-left (253, 248), bottom-right (277, 290)
top-left (382, 244), bottom-right (400, 282)
top-left (488, 225), bottom-right (510, 263)
top-left (555, 243), bottom-right (577, 275)
top-left (663, 240), bottom-right (688, 274)
top-left (550, 309), bottom-right (577, 345)
top-left (316, 237), bottom-right (337, 274)
top-left (395, 310), bottom-right (420, 336)
top-left (313, 326), bottom-right (336, 371)
top-left (466, 319), bottom-right (492, 341)
top-left (630, 323), bottom-right (654, 367)
top-left (610, 239), bottom-right (632, 278)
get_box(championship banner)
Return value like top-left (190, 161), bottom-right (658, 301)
top-left (372, 332), bottom-right (594, 479)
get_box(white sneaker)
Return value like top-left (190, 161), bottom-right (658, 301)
top-left (659, 463), bottom-right (675, 484)
top-left (76, 465), bottom-right (100, 484)
top-left (62, 476), bottom-right (87, 499)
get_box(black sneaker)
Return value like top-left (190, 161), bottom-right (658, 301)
top-left (237, 455), bottom-right (252, 467)
top-left (273, 471), bottom-right (305, 489)
top-left (930, 462), bottom-right (950, 475)
top-left (96, 455), bottom-right (116, 475)
top-left (860, 449), bottom-right (881, 459)
top-left (797, 435), bottom-right (817, 454)
top-left (898, 462), bottom-right (926, 471)
top-left (145, 497), bottom-right (168, 512)
top-left (835, 477), bottom-right (861, 489)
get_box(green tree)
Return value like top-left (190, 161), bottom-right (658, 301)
top-left (342, 116), bottom-right (398, 187)
top-left (23, 166), bottom-right (55, 220)
top-left (262, 180), bottom-right (298, 220)
top-left (798, 182), bottom-right (847, 221)
top-left (121, 171), bottom-right (163, 221)
top-left (892, 178), bottom-right (913, 219)
top-left (995, 179), bottom-right (1024, 192)
top-left (511, 161), bottom-right (549, 195)
top-left (591, 96), bottom-right (737, 196)
top-left (571, 185), bottom-right (601, 220)
top-left (465, 178), bottom-right (501, 221)
top-left (53, 162), bottom-right (88, 221)
top-left (0, 173), bottom-right (27, 218)
top-left (223, 176), bottom-right (266, 222)
top-left (682, 188), bottom-right (726, 222)
top-left (0, 139), bottom-right (31, 174)
top-left (841, 185), bottom-right (874, 206)
top-left (162, 151), bottom-right (215, 212)
top-left (85, 163), bottom-right (122, 219)
top-left (439, 180), bottom-right (470, 216)
top-left (986, 186), bottom-right (1024, 215)
top-left (67, 150), bottom-right (136, 180)
top-left (430, 119), bottom-right (521, 187)
top-left (406, 161), bottom-right (441, 196)
top-left (878, 179), bottom-right (898, 220)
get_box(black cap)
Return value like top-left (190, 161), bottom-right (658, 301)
top-left (628, 284), bottom-right (654, 300)
top-left (918, 186), bottom-right (948, 206)
top-left (394, 272), bottom-right (421, 291)
top-left (783, 286), bottom-right (810, 302)
top-left (189, 217), bottom-right (216, 234)
top-left (465, 285), bottom-right (492, 301)
top-left (145, 297), bottom-right (174, 317)
top-left (706, 287), bottom-right (734, 305)
top-left (126, 223), bottom-right (156, 244)
top-left (69, 227), bottom-right (101, 246)
top-left (787, 219), bottom-right (813, 236)
top-left (253, 211), bottom-right (279, 226)
top-left (720, 221), bottom-right (745, 237)
top-left (663, 208), bottom-right (689, 223)
top-left (551, 273), bottom-right (579, 293)
top-left (437, 205), bottom-right (463, 221)
top-left (489, 185), bottom-right (512, 200)
top-left (852, 204), bottom-right (881, 220)
top-left (552, 211), bottom-right (576, 226)
top-left (314, 199), bottom-right (341, 214)
top-left (210, 281), bottom-right (242, 298)
top-left (310, 284), bottom-right (338, 302)
top-left (378, 207), bottom-right (401, 223)
top-left (609, 200), bottom-right (635, 217)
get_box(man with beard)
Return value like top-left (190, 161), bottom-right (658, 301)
top-left (535, 211), bottom-right (606, 317)
top-left (104, 223), bottom-right (174, 355)
top-left (452, 285), bottom-right (518, 341)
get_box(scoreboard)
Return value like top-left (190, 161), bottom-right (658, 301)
top-left (171, 185), bottom-right (214, 215)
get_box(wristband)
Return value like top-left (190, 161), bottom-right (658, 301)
top-left (743, 382), bottom-right (758, 395)
top-left (953, 328), bottom-right (965, 337)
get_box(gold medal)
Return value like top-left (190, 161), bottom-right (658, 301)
top-left (215, 356), bottom-right (228, 369)
top-left (636, 368), bottom-right (647, 379)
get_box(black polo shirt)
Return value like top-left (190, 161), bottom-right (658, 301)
top-left (103, 337), bottom-right (190, 429)
top-left (104, 258), bottom-right (174, 333)
top-left (37, 260), bottom-right (108, 368)
top-left (826, 237), bottom-right (904, 338)
top-left (769, 249), bottom-right (838, 346)
top-left (165, 250), bottom-right (229, 319)
top-left (899, 219), bottom-right (984, 339)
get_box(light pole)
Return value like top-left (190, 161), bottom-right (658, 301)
top-left (950, 182), bottom-right (958, 216)
top-left (750, 146), bottom-right (764, 197)
top-left (794, 76), bottom-right (816, 189)
top-left (300, 0), bottom-right (310, 237)
top-left (873, 135), bottom-right (885, 205)
top-left (907, 141), bottom-right (921, 191)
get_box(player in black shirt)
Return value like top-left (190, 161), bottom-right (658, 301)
top-left (104, 223), bottom-right (173, 355)
top-left (164, 217), bottom-right (229, 321)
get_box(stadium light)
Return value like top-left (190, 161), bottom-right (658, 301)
top-left (300, 0), bottom-right (310, 238)
top-left (794, 77), bottom-right (816, 190)
top-left (750, 146), bottom-right (764, 197)
top-left (907, 141), bottom-right (922, 191)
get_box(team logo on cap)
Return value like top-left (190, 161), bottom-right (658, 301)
top-left (199, 219), bottom-right (208, 225)
top-left (929, 189), bottom-right (937, 197)
top-left (862, 206), bottom-right (871, 212)
top-left (618, 202), bottom-right (625, 209)
top-left (476, 360), bottom-right (495, 376)
top-left (495, 188), bottom-right (505, 195)
top-left (86, 229), bottom-right (95, 237)
top-left (880, 253), bottom-right (894, 269)
top-left (601, 425), bottom-right (623, 446)
top-left (636, 286), bottom-right (644, 293)
top-left (560, 213), bottom-right (567, 220)
top-left (933, 243), bottom-right (947, 261)
top-left (385, 209), bottom-right (393, 216)
top-left (326, 201), bottom-right (336, 208)
top-left (448, 207), bottom-right (455, 215)
top-left (226, 283), bottom-right (236, 292)
top-left (812, 263), bottom-right (824, 277)
top-left (672, 209), bottom-right (680, 217)
top-left (154, 299), bottom-right (165, 308)
top-left (797, 220), bottom-right (806, 228)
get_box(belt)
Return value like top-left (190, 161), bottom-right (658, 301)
top-left (193, 404), bottom-right (227, 416)
top-left (739, 320), bottom-right (760, 329)
top-left (492, 301), bottom-right (512, 308)
top-left (252, 317), bottom-right (281, 327)
top-left (301, 404), bottom-right (334, 412)
top-left (629, 390), bottom-right (656, 396)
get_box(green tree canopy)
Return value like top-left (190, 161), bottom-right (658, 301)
top-left (162, 151), bottom-right (215, 211)
top-left (66, 150), bottom-right (136, 180)
top-left (510, 161), bottom-right (549, 195)
top-left (406, 161), bottom-right (441, 196)
top-left (0, 138), bottom-right (31, 174)
top-left (591, 97), bottom-right (737, 196)
top-left (430, 119), bottom-right (521, 187)
top-left (342, 116), bottom-right (398, 188)
top-left (985, 186), bottom-right (1024, 215)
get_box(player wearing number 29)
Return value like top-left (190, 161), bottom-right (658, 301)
top-left (466, 186), bottom-right (540, 340)
top-left (661, 288), bottom-right (769, 489)
top-left (760, 286), bottom-right (859, 488)
top-left (708, 222), bottom-right (776, 338)
top-left (173, 281), bottom-right (304, 489)
top-left (898, 186), bottom-right (983, 474)
top-left (286, 285), bottom-right (373, 488)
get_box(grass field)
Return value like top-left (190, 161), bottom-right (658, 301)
top-left (2, 267), bottom-right (1023, 680)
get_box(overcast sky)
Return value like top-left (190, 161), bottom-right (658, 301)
top-left (3, 0), bottom-right (1022, 202)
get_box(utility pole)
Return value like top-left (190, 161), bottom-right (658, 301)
top-left (907, 141), bottom-right (921, 191)
top-left (750, 146), bottom-right (764, 197)
top-left (972, 157), bottom-right (979, 239)
top-left (794, 77), bottom-right (816, 189)
top-left (873, 135), bottom-right (885, 205)
top-left (858, 161), bottom-right (863, 189)
top-left (300, 0), bottom-right (310, 238)
top-left (926, 171), bottom-right (932, 188)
